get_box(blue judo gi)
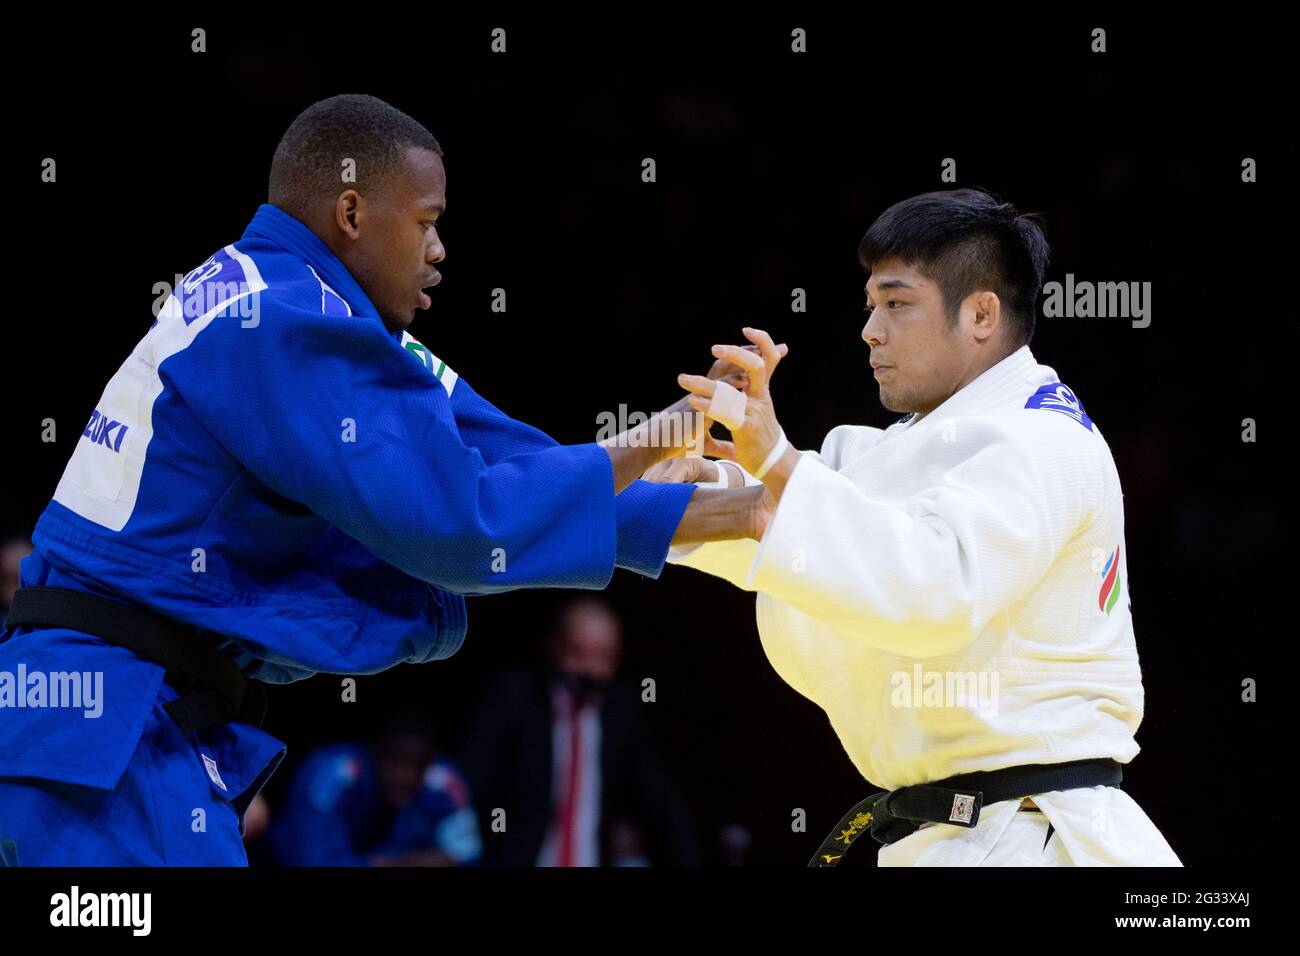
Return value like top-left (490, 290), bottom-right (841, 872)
top-left (0, 203), bottom-right (694, 865)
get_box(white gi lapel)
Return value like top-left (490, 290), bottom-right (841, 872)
top-left (886, 344), bottom-right (1052, 443)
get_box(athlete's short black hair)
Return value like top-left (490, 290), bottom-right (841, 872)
top-left (268, 93), bottom-right (442, 219)
top-left (857, 188), bottom-right (1050, 347)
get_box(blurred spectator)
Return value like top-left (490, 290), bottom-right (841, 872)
top-left (1, 537), bottom-right (33, 615)
top-left (459, 597), bottom-right (700, 866)
top-left (270, 709), bottom-right (480, 866)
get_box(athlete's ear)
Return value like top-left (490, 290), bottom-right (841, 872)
top-left (334, 190), bottom-right (363, 240)
top-left (967, 289), bottom-right (1002, 344)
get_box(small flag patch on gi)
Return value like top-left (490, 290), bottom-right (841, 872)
top-left (1098, 544), bottom-right (1122, 614)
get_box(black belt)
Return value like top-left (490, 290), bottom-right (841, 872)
top-left (3, 586), bottom-right (267, 734)
top-left (809, 757), bottom-right (1123, 866)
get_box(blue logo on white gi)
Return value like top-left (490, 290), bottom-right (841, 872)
top-left (1025, 382), bottom-right (1093, 430)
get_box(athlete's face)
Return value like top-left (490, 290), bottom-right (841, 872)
top-left (332, 146), bottom-right (446, 332)
top-left (861, 257), bottom-right (1003, 419)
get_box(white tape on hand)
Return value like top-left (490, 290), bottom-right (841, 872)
top-left (706, 379), bottom-right (748, 431)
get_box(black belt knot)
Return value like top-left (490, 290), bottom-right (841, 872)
top-left (809, 757), bottom-right (1123, 866)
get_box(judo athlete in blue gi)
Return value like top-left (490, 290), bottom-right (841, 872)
top-left (0, 94), bottom-right (763, 865)
top-left (271, 713), bottom-right (481, 867)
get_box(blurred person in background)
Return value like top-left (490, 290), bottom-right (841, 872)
top-left (271, 709), bottom-right (480, 866)
top-left (459, 597), bottom-right (700, 866)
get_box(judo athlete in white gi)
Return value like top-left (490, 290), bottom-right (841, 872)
top-left (649, 189), bottom-right (1182, 866)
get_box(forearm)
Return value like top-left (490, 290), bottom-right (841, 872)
top-left (603, 443), bottom-right (667, 494)
top-left (600, 395), bottom-right (695, 492)
top-left (671, 485), bottom-right (764, 545)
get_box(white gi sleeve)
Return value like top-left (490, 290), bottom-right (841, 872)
top-left (746, 416), bottom-right (1099, 658)
top-left (666, 425), bottom-right (885, 591)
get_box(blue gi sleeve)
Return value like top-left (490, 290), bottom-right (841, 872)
top-left (165, 299), bottom-right (618, 595)
top-left (448, 379), bottom-right (695, 578)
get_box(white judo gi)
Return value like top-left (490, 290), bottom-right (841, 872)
top-left (670, 345), bottom-right (1181, 866)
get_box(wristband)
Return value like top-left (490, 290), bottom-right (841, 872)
top-left (752, 431), bottom-right (789, 480)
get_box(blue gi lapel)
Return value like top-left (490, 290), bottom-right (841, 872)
top-left (241, 203), bottom-right (383, 324)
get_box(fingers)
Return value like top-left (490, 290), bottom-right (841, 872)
top-left (709, 345), bottom-right (764, 374)
top-left (677, 373), bottom-right (718, 399)
top-left (718, 369), bottom-right (750, 388)
top-left (642, 459), bottom-right (685, 483)
top-left (682, 372), bottom-right (746, 429)
top-left (709, 345), bottom-right (766, 394)
top-left (704, 433), bottom-right (737, 460)
top-left (705, 341), bottom-right (784, 391)
top-left (742, 327), bottom-right (783, 378)
top-left (641, 459), bottom-right (672, 482)
top-left (641, 457), bottom-right (715, 484)
top-left (717, 461), bottom-right (744, 487)
top-left (741, 342), bottom-right (787, 357)
top-left (708, 333), bottom-right (786, 396)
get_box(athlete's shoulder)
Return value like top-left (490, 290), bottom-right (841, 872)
top-left (229, 236), bottom-right (355, 319)
top-left (990, 378), bottom-right (1121, 505)
top-left (154, 242), bottom-right (271, 330)
top-left (156, 239), bottom-right (349, 342)
top-left (1022, 380), bottom-right (1096, 432)
top-left (1015, 379), bottom-right (1117, 466)
top-left (968, 378), bottom-right (1100, 450)
top-left (163, 237), bottom-right (404, 374)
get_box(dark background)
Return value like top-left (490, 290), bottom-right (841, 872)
top-left (6, 13), bottom-right (1288, 865)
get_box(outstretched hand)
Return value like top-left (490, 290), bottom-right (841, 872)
top-left (678, 328), bottom-right (789, 476)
